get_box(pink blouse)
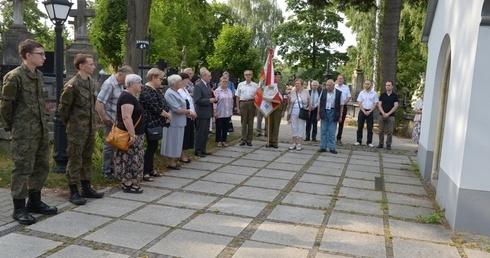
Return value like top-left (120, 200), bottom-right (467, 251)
top-left (213, 87), bottom-right (233, 118)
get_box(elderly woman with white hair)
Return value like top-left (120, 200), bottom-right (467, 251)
top-left (161, 74), bottom-right (194, 170)
top-left (114, 74), bottom-right (145, 194)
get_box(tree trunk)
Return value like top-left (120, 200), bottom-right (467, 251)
top-left (125, 0), bottom-right (152, 75)
top-left (380, 0), bottom-right (402, 92)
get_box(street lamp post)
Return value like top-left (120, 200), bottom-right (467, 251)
top-left (43, 0), bottom-right (73, 173)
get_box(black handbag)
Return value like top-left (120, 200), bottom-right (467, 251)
top-left (299, 108), bottom-right (310, 120)
top-left (146, 126), bottom-right (163, 141)
top-left (297, 92), bottom-right (310, 120)
top-left (228, 121), bottom-right (234, 132)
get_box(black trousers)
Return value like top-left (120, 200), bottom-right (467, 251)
top-left (143, 135), bottom-right (159, 174)
top-left (215, 117), bottom-right (231, 142)
top-left (305, 108), bottom-right (318, 140)
top-left (337, 105), bottom-right (348, 141)
top-left (356, 110), bottom-right (374, 144)
top-left (194, 118), bottom-right (210, 154)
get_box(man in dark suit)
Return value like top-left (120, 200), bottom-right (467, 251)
top-left (317, 79), bottom-right (345, 154)
top-left (305, 80), bottom-right (321, 141)
top-left (193, 69), bottom-right (216, 157)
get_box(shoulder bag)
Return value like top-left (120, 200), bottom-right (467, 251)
top-left (106, 115), bottom-right (142, 151)
top-left (297, 92), bottom-right (310, 120)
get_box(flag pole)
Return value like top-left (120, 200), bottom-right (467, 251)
top-left (267, 116), bottom-right (270, 146)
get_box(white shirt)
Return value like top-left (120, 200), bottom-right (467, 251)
top-left (357, 89), bottom-right (379, 110)
top-left (324, 89), bottom-right (346, 109)
top-left (236, 81), bottom-right (258, 100)
top-left (310, 90), bottom-right (320, 108)
top-left (178, 88), bottom-right (195, 113)
top-left (335, 84), bottom-right (352, 104)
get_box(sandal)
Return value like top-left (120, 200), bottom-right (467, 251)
top-left (122, 184), bottom-right (143, 194)
top-left (143, 174), bottom-right (154, 182)
top-left (179, 158), bottom-right (191, 163)
top-left (149, 170), bottom-right (163, 177)
top-left (166, 164), bottom-right (181, 170)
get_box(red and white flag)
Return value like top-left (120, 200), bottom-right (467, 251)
top-left (254, 48), bottom-right (284, 117)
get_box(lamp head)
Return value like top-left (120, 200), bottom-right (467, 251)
top-left (43, 0), bottom-right (73, 25)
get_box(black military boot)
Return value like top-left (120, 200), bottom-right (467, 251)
top-left (69, 184), bottom-right (87, 205)
top-left (12, 198), bottom-right (36, 225)
top-left (80, 180), bottom-right (104, 199)
top-left (26, 190), bottom-right (58, 214)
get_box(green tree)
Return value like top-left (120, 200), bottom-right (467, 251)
top-left (89, 0), bottom-right (127, 71)
top-left (0, 0), bottom-right (54, 51)
top-left (125, 0), bottom-right (152, 74)
top-left (227, 0), bottom-right (283, 62)
top-left (207, 25), bottom-right (261, 77)
top-left (272, 0), bottom-right (345, 71)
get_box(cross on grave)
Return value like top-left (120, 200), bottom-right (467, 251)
top-left (10, 0), bottom-right (24, 26)
top-left (68, 0), bottom-right (95, 42)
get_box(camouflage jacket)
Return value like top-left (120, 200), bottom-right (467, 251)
top-left (58, 74), bottom-right (97, 136)
top-left (0, 64), bottom-right (48, 139)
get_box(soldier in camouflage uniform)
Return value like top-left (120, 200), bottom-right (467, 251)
top-left (0, 39), bottom-right (58, 225)
top-left (59, 54), bottom-right (104, 205)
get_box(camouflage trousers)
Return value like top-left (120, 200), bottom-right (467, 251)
top-left (66, 133), bottom-right (96, 185)
top-left (10, 137), bottom-right (50, 199)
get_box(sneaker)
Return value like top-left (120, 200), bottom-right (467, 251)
top-left (296, 144), bottom-right (302, 151)
top-left (289, 144), bottom-right (297, 150)
top-left (377, 144), bottom-right (384, 149)
top-left (354, 142), bottom-right (360, 146)
top-left (239, 142), bottom-right (246, 146)
top-left (336, 140), bottom-right (342, 146)
top-left (368, 143), bottom-right (375, 148)
top-left (247, 142), bottom-right (253, 146)
top-left (386, 145), bottom-right (392, 150)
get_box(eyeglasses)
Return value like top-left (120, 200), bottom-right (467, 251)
top-left (31, 52), bottom-right (46, 57)
top-left (156, 77), bottom-right (164, 81)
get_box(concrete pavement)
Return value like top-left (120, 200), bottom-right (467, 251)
top-left (0, 116), bottom-right (488, 257)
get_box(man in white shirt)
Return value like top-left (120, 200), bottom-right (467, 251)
top-left (235, 70), bottom-right (258, 146)
top-left (334, 74), bottom-right (352, 145)
top-left (355, 80), bottom-right (379, 147)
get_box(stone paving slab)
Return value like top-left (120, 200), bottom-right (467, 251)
top-left (392, 238), bottom-right (460, 258)
top-left (0, 233), bottom-right (63, 258)
top-left (266, 162), bottom-right (303, 172)
top-left (328, 211), bottom-right (384, 234)
top-left (165, 168), bottom-right (210, 179)
top-left (389, 219), bottom-right (453, 243)
top-left (386, 192), bottom-right (434, 208)
top-left (147, 229), bottom-right (233, 257)
top-left (338, 187), bottom-right (382, 201)
top-left (244, 176), bottom-right (290, 190)
top-left (232, 159), bottom-right (269, 168)
top-left (83, 219), bottom-right (169, 249)
top-left (306, 166), bottom-right (343, 176)
top-left (183, 213), bottom-right (252, 236)
top-left (73, 197), bottom-right (145, 217)
top-left (183, 180), bottom-right (236, 195)
top-left (344, 170), bottom-right (379, 180)
top-left (149, 176), bottom-right (193, 189)
top-left (311, 160), bottom-right (346, 170)
top-left (385, 182), bottom-right (427, 195)
top-left (342, 177), bottom-right (377, 190)
top-left (255, 168), bottom-right (297, 180)
top-left (234, 240), bottom-right (310, 258)
top-left (320, 228), bottom-right (387, 257)
top-left (291, 181), bottom-right (336, 196)
top-left (299, 173), bottom-right (340, 185)
top-left (217, 165), bottom-right (259, 176)
top-left (385, 174), bottom-right (423, 185)
top-left (229, 186), bottom-right (281, 202)
top-left (282, 192), bottom-right (332, 209)
top-left (388, 203), bottom-right (436, 220)
top-left (27, 211), bottom-right (111, 237)
top-left (267, 205), bottom-right (325, 226)
top-left (465, 248), bottom-right (490, 258)
top-left (384, 168), bottom-right (418, 177)
top-left (48, 245), bottom-right (129, 258)
top-left (125, 204), bottom-right (195, 226)
top-left (202, 171), bottom-right (248, 184)
top-left (334, 198), bottom-right (383, 215)
top-left (208, 197), bottom-right (268, 217)
top-left (157, 192), bottom-right (218, 210)
top-left (251, 220), bottom-right (319, 248)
